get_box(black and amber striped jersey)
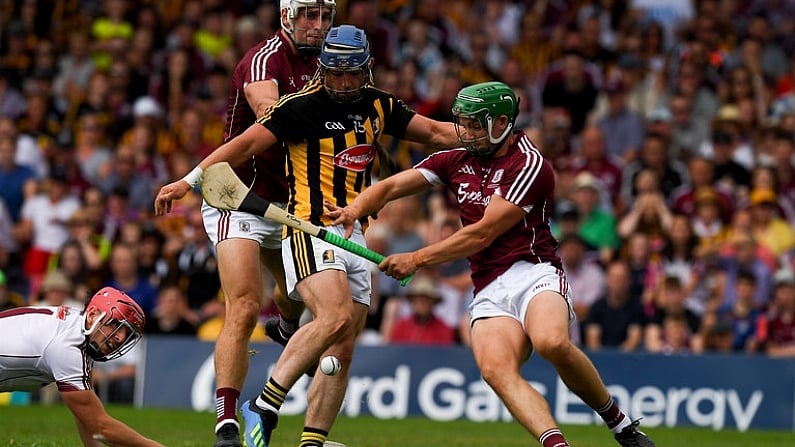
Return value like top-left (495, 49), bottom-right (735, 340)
top-left (256, 79), bottom-right (416, 226)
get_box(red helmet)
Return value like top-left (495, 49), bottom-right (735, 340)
top-left (82, 287), bottom-right (145, 362)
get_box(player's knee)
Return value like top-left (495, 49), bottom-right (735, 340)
top-left (533, 334), bottom-right (573, 362)
top-left (479, 362), bottom-right (514, 393)
top-left (227, 297), bottom-right (261, 326)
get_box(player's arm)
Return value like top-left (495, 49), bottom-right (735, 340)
top-left (245, 79), bottom-right (280, 117)
top-left (381, 194), bottom-right (526, 279)
top-left (61, 389), bottom-right (165, 447)
top-left (403, 114), bottom-right (460, 149)
top-left (153, 123), bottom-right (278, 215)
top-left (327, 169), bottom-right (432, 238)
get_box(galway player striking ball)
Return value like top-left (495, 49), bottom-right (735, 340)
top-left (320, 355), bottom-right (341, 375)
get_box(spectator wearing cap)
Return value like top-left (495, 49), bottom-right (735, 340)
top-left (118, 96), bottom-right (178, 163)
top-left (387, 276), bottom-right (456, 346)
top-left (592, 78), bottom-right (646, 163)
top-left (16, 165), bottom-right (80, 296)
top-left (671, 157), bottom-right (734, 223)
top-left (35, 269), bottom-right (83, 308)
top-left (699, 104), bottom-right (755, 171)
top-left (689, 186), bottom-right (730, 247)
top-left (557, 232), bottom-right (605, 345)
top-left (748, 187), bottom-right (795, 258)
top-left (762, 269), bottom-right (795, 357)
top-left (568, 171), bottom-right (620, 264)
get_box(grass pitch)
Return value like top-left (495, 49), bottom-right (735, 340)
top-left (0, 404), bottom-right (792, 446)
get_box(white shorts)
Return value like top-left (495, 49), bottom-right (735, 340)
top-left (469, 261), bottom-right (575, 331)
top-left (201, 200), bottom-right (284, 249)
top-left (281, 222), bottom-right (371, 306)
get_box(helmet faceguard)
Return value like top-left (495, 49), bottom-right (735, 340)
top-left (280, 0), bottom-right (336, 56)
top-left (316, 25), bottom-right (373, 102)
top-left (82, 287), bottom-right (145, 362)
top-left (451, 81), bottom-right (519, 156)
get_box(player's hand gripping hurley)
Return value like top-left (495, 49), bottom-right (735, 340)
top-left (200, 162), bottom-right (412, 286)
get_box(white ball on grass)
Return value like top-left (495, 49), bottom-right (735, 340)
top-left (319, 355), bottom-right (341, 375)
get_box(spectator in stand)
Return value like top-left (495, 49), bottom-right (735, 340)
top-left (106, 243), bottom-right (158, 317)
top-left (748, 187), bottom-right (795, 259)
top-left (716, 230), bottom-right (774, 312)
top-left (671, 157), bottom-right (734, 223)
top-left (0, 133), bottom-right (37, 224)
top-left (763, 269), bottom-right (795, 357)
top-left (569, 125), bottom-right (623, 212)
top-left (594, 80), bottom-right (645, 164)
top-left (585, 260), bottom-right (645, 351)
top-left (16, 167), bottom-right (81, 295)
top-left (668, 93), bottom-right (711, 162)
top-left (35, 269), bottom-right (84, 308)
top-left (53, 239), bottom-right (94, 301)
top-left (0, 269), bottom-right (24, 310)
top-left (144, 285), bottom-right (198, 336)
top-left (0, 65), bottom-right (26, 120)
top-left (621, 133), bottom-right (688, 204)
top-left (644, 276), bottom-right (703, 354)
top-left (617, 169), bottom-right (674, 241)
top-left (689, 186), bottom-right (730, 248)
top-left (387, 276), bottom-right (456, 346)
top-left (568, 171), bottom-right (620, 265)
top-left (708, 268), bottom-right (762, 353)
top-left (175, 205), bottom-right (221, 317)
top-left (558, 232), bottom-right (605, 346)
top-left (98, 145), bottom-right (153, 213)
top-left (541, 50), bottom-right (600, 135)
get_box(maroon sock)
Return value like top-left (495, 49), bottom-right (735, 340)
top-left (539, 428), bottom-right (569, 447)
top-left (595, 396), bottom-right (626, 429)
top-left (216, 387), bottom-right (240, 426)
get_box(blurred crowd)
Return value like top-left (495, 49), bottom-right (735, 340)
top-left (2, 0), bottom-right (795, 378)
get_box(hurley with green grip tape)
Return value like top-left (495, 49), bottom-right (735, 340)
top-left (200, 162), bottom-right (412, 286)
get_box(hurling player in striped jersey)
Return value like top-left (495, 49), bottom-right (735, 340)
top-left (328, 81), bottom-right (656, 447)
top-left (205, 2), bottom-right (335, 446)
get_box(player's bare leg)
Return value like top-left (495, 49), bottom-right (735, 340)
top-left (471, 316), bottom-right (569, 446)
top-left (213, 238), bottom-right (268, 447)
top-left (527, 291), bottom-right (655, 447)
top-left (260, 247), bottom-right (304, 344)
top-left (244, 269), bottom-right (359, 447)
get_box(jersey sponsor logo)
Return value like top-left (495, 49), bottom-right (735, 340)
top-left (456, 182), bottom-right (490, 206)
top-left (333, 144), bottom-right (375, 172)
top-left (325, 121), bottom-right (346, 130)
top-left (322, 249), bottom-right (335, 264)
top-left (57, 306), bottom-right (69, 320)
top-left (458, 164), bottom-right (476, 175)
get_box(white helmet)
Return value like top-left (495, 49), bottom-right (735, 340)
top-left (280, 0), bottom-right (336, 55)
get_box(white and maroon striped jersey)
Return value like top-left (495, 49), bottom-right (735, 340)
top-left (414, 131), bottom-right (562, 294)
top-left (0, 306), bottom-right (93, 393)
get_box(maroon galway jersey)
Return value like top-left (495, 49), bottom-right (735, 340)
top-left (224, 32), bottom-right (318, 202)
top-left (415, 131), bottom-right (562, 293)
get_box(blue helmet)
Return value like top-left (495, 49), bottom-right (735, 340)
top-left (318, 25), bottom-right (373, 101)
